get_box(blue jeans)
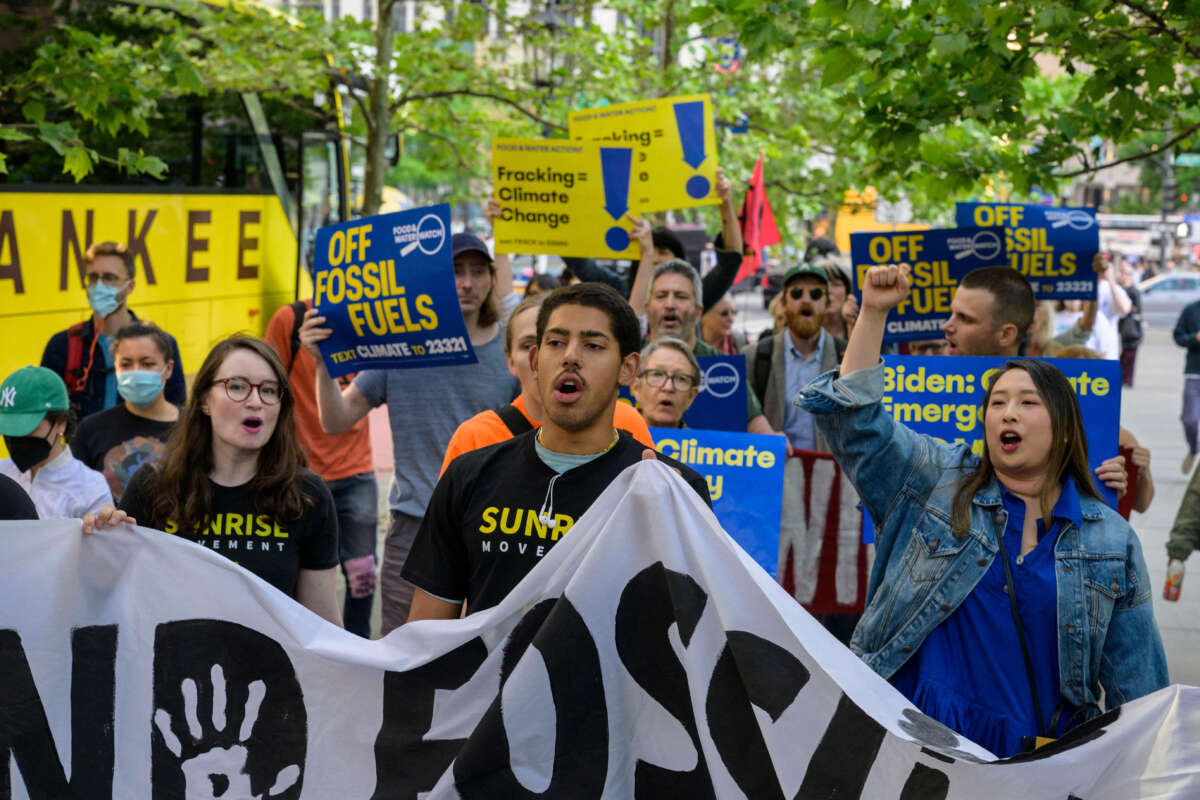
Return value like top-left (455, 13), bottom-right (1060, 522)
top-left (1184, 378), bottom-right (1200, 455)
top-left (326, 472), bottom-right (379, 638)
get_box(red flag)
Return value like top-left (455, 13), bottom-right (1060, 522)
top-left (735, 156), bottom-right (782, 284)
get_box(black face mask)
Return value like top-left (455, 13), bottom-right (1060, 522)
top-left (4, 430), bottom-right (55, 473)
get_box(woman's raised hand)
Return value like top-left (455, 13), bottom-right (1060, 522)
top-left (81, 504), bottom-right (136, 535)
top-left (861, 264), bottom-right (911, 314)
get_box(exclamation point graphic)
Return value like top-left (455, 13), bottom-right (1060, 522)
top-left (600, 147), bottom-right (633, 251)
top-left (673, 101), bottom-right (709, 199)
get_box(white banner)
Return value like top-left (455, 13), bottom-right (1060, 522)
top-left (2, 462), bottom-right (1198, 799)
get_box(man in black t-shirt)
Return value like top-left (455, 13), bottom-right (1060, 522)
top-left (403, 283), bottom-right (710, 620)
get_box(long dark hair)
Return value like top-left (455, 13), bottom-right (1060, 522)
top-left (950, 359), bottom-right (1101, 537)
top-left (150, 336), bottom-right (310, 533)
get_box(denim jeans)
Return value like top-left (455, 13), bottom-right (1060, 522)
top-left (326, 472), bottom-right (379, 638)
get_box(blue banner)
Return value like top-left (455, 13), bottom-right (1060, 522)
top-left (849, 227), bottom-right (1008, 342)
top-left (684, 355), bottom-right (748, 432)
top-left (955, 203), bottom-right (1099, 300)
top-left (312, 205), bottom-right (476, 378)
top-left (651, 428), bottom-right (786, 575)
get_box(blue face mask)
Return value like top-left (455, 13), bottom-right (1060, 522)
top-left (86, 280), bottom-right (129, 319)
top-left (117, 369), bottom-right (165, 407)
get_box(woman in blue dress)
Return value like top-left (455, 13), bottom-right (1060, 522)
top-left (798, 264), bottom-right (1168, 757)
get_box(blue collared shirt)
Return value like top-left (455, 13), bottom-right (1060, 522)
top-left (783, 328), bottom-right (828, 450)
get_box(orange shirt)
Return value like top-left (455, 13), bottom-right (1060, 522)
top-left (264, 300), bottom-right (373, 481)
top-left (440, 393), bottom-right (654, 477)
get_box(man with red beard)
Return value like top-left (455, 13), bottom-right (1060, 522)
top-left (402, 283), bottom-right (710, 621)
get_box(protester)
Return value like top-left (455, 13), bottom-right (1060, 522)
top-left (907, 340), bottom-right (950, 356)
top-left (561, 168), bottom-right (744, 313)
top-left (632, 338), bottom-right (701, 429)
top-left (822, 263), bottom-right (858, 341)
top-left (1117, 262), bottom-right (1144, 387)
top-left (1053, 345), bottom-right (1154, 518)
top-left (0, 366), bottom-right (110, 519)
top-left (71, 322), bottom-right (178, 502)
top-left (0, 473), bottom-right (38, 520)
top-left (301, 232), bottom-right (518, 634)
top-left (759, 292), bottom-right (786, 343)
top-left (90, 335), bottom-right (342, 625)
top-left (1166, 465), bottom-right (1200, 601)
top-left (645, 259), bottom-right (774, 435)
top-left (403, 283), bottom-right (710, 621)
top-left (1053, 300), bottom-right (1119, 359)
top-left (1173, 295), bottom-right (1200, 474)
top-left (742, 261), bottom-right (857, 642)
top-left (266, 298), bottom-right (378, 638)
top-left (41, 241), bottom-right (186, 418)
top-left (440, 293), bottom-right (655, 474)
top-left (800, 263), bottom-right (1168, 758)
top-left (700, 294), bottom-right (746, 354)
top-left (524, 273), bottom-right (561, 298)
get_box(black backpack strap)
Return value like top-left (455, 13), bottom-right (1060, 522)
top-left (752, 335), bottom-right (774, 407)
top-left (496, 404), bottom-right (534, 436)
top-left (287, 300), bottom-right (308, 373)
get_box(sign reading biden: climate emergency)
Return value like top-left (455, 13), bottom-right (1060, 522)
top-left (312, 204), bottom-right (476, 378)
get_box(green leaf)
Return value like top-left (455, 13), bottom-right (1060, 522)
top-left (817, 48), bottom-right (860, 89)
top-left (22, 101), bottom-right (46, 124)
top-left (61, 146), bottom-right (94, 182)
top-left (932, 32), bottom-right (969, 58)
top-left (0, 127), bottom-right (32, 142)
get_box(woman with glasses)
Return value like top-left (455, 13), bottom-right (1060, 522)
top-left (700, 294), bottom-right (747, 355)
top-left (632, 338), bottom-right (701, 429)
top-left (88, 336), bottom-right (342, 625)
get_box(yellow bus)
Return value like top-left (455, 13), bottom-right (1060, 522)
top-left (0, 8), bottom-right (357, 399)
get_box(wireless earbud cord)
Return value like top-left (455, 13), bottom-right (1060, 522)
top-left (536, 427), bottom-right (620, 527)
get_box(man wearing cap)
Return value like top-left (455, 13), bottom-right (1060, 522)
top-left (0, 366), bottom-right (111, 519)
top-left (300, 232), bottom-right (519, 634)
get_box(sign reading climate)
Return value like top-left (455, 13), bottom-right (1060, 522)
top-left (492, 138), bottom-right (642, 259)
top-left (312, 204), bottom-right (476, 378)
top-left (955, 202), bottom-right (1100, 300)
top-left (849, 227), bottom-right (1007, 343)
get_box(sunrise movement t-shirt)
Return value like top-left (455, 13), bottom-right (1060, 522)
top-left (120, 466), bottom-right (339, 597)
top-left (402, 430), bottom-right (711, 613)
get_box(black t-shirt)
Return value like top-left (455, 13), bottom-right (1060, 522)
top-left (72, 404), bottom-right (175, 502)
top-left (0, 474), bottom-right (38, 520)
top-left (402, 430), bottom-right (711, 613)
top-left (120, 466), bottom-right (339, 597)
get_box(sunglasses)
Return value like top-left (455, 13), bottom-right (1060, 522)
top-left (788, 286), bottom-right (825, 302)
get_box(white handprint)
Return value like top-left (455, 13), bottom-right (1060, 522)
top-left (155, 664), bottom-right (300, 799)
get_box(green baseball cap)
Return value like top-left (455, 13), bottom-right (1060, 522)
top-left (0, 366), bottom-right (69, 437)
top-left (782, 262), bottom-right (830, 288)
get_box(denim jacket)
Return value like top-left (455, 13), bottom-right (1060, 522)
top-left (798, 363), bottom-right (1169, 721)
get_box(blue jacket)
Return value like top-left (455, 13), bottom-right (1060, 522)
top-left (798, 363), bottom-right (1168, 721)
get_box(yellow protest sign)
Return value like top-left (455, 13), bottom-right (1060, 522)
top-left (568, 94), bottom-right (719, 213)
top-left (492, 138), bottom-right (644, 259)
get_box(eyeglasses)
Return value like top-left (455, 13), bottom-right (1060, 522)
top-left (213, 377), bottom-right (283, 405)
top-left (639, 369), bottom-right (697, 390)
top-left (788, 286), bottom-right (825, 302)
top-left (84, 272), bottom-right (129, 288)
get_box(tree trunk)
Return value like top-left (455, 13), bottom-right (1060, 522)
top-left (362, 0), bottom-right (397, 218)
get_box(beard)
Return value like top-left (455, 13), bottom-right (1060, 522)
top-left (786, 309), bottom-right (822, 340)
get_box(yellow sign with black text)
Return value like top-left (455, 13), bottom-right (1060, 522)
top-left (492, 138), bottom-right (647, 259)
top-left (568, 94), bottom-right (719, 213)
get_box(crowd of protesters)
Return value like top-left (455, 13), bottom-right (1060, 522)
top-left (0, 184), bottom-right (1180, 758)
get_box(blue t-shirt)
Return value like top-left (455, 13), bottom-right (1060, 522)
top-left (890, 476), bottom-right (1082, 757)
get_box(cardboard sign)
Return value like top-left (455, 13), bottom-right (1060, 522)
top-left (849, 227), bottom-right (1008, 342)
top-left (492, 138), bottom-right (643, 259)
top-left (312, 204), bottom-right (475, 378)
top-left (955, 203), bottom-right (1100, 299)
top-left (651, 427), bottom-right (786, 575)
top-left (568, 94), bottom-right (719, 212)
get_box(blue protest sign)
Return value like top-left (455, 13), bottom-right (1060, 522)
top-left (955, 203), bottom-right (1099, 300)
top-left (683, 355), bottom-right (748, 432)
top-left (652, 428), bottom-right (786, 575)
top-left (312, 205), bottom-right (476, 378)
top-left (849, 227), bottom-right (1008, 342)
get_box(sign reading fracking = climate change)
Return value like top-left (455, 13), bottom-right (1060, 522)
top-left (849, 226), bottom-right (1008, 342)
top-left (492, 139), bottom-right (645, 259)
top-left (568, 94), bottom-right (719, 213)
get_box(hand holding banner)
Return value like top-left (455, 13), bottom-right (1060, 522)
top-left (569, 94), bottom-right (719, 213)
top-left (955, 202), bottom-right (1100, 299)
top-left (313, 204), bottom-right (476, 378)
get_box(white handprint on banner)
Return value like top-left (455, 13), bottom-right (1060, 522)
top-left (154, 664), bottom-right (300, 800)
